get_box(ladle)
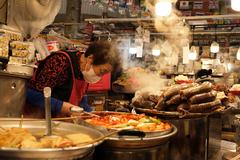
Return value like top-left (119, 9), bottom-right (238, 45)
top-left (43, 87), bottom-right (52, 136)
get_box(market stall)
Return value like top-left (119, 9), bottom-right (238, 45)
top-left (1, 0), bottom-right (240, 160)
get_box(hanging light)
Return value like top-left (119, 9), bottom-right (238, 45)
top-left (188, 26), bottom-right (197, 60)
top-left (210, 25), bottom-right (219, 53)
top-left (152, 45), bottom-right (161, 56)
top-left (237, 48), bottom-right (240, 60)
top-left (231, 0), bottom-right (240, 12)
top-left (188, 46), bottom-right (197, 60)
top-left (210, 41), bottom-right (220, 53)
top-left (129, 47), bottom-right (137, 54)
top-left (155, 0), bottom-right (172, 17)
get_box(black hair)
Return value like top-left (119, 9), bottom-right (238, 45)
top-left (84, 41), bottom-right (121, 73)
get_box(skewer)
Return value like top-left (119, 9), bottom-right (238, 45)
top-left (19, 115), bottom-right (24, 128)
top-left (0, 116), bottom-right (91, 122)
top-left (75, 129), bottom-right (120, 146)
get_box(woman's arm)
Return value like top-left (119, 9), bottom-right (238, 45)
top-left (27, 88), bottom-right (82, 116)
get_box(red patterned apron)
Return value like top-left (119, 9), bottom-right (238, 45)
top-left (50, 51), bottom-right (88, 105)
top-left (31, 51), bottom-right (88, 105)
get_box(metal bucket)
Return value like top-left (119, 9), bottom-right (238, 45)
top-left (167, 115), bottom-right (222, 160)
top-left (94, 143), bottom-right (169, 160)
top-left (0, 71), bottom-right (29, 117)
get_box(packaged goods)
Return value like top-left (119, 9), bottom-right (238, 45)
top-left (10, 41), bottom-right (30, 50)
top-left (9, 56), bottom-right (28, 64)
top-left (12, 49), bottom-right (29, 57)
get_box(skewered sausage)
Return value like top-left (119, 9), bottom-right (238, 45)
top-left (188, 91), bottom-right (217, 104)
top-left (132, 97), bottom-right (156, 109)
top-left (155, 96), bottom-right (166, 111)
top-left (177, 103), bottom-right (190, 111)
top-left (163, 83), bottom-right (198, 100)
top-left (189, 99), bottom-right (221, 113)
top-left (148, 95), bottom-right (160, 103)
top-left (166, 94), bottom-right (182, 106)
top-left (180, 82), bottom-right (212, 100)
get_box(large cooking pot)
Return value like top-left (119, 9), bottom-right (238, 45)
top-left (81, 111), bottom-right (177, 160)
top-left (0, 71), bottom-right (30, 117)
top-left (0, 118), bottom-right (105, 160)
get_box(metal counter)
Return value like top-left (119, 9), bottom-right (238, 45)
top-left (168, 115), bottom-right (222, 160)
top-left (0, 71), bottom-right (30, 117)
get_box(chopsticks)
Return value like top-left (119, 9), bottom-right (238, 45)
top-left (0, 116), bottom-right (91, 122)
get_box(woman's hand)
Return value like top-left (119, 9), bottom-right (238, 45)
top-left (61, 102), bottom-right (83, 116)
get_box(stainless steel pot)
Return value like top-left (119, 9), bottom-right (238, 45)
top-left (93, 127), bottom-right (177, 160)
top-left (0, 71), bottom-right (30, 117)
top-left (0, 119), bottom-right (105, 160)
top-left (103, 125), bottom-right (177, 148)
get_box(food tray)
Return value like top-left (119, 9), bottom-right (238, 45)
top-left (135, 107), bottom-right (232, 120)
top-left (0, 119), bottom-right (105, 159)
top-left (80, 111), bottom-right (178, 148)
top-left (83, 111), bottom-right (174, 137)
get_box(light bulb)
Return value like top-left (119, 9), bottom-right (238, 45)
top-left (152, 49), bottom-right (161, 56)
top-left (210, 41), bottom-right (220, 53)
top-left (129, 47), bottom-right (137, 54)
top-left (152, 44), bottom-right (161, 56)
top-left (237, 48), bottom-right (240, 60)
top-left (155, 0), bottom-right (172, 17)
top-left (188, 46), bottom-right (197, 60)
top-left (231, 0), bottom-right (240, 12)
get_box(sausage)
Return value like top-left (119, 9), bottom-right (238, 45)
top-left (141, 101), bottom-right (156, 109)
top-left (180, 82), bottom-right (212, 100)
top-left (163, 83), bottom-right (198, 100)
top-left (148, 95), bottom-right (160, 103)
top-left (132, 97), bottom-right (156, 109)
top-left (189, 99), bottom-right (221, 113)
top-left (166, 94), bottom-right (182, 106)
top-left (155, 95), bottom-right (166, 111)
top-left (188, 91), bottom-right (217, 104)
top-left (177, 103), bottom-right (190, 112)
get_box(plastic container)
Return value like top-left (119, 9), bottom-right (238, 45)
top-left (88, 73), bottom-right (111, 91)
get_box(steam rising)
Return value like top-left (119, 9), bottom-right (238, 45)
top-left (146, 0), bottom-right (190, 56)
top-left (115, 0), bottom-right (191, 94)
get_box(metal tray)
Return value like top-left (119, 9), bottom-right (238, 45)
top-left (80, 111), bottom-right (177, 148)
top-left (0, 118), bottom-right (105, 159)
top-left (135, 107), bottom-right (232, 120)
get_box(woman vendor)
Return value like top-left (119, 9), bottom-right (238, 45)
top-left (26, 41), bottom-right (121, 117)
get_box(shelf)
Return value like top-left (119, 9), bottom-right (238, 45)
top-left (163, 73), bottom-right (223, 77)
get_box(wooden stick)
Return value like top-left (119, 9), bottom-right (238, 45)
top-left (75, 129), bottom-right (120, 146)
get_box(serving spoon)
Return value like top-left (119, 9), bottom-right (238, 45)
top-left (43, 87), bottom-right (53, 136)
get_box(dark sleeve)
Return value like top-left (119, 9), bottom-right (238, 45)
top-left (34, 54), bottom-right (70, 91)
top-left (26, 88), bottom-right (63, 114)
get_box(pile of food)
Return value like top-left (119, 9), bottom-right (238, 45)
top-left (85, 113), bottom-right (171, 132)
top-left (132, 82), bottom-right (225, 113)
top-left (0, 127), bottom-right (93, 149)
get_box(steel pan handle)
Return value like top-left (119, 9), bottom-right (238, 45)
top-left (118, 130), bottom-right (146, 138)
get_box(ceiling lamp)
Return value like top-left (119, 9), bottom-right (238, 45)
top-left (210, 41), bottom-right (219, 53)
top-left (129, 47), bottom-right (137, 54)
top-left (188, 46), bottom-right (197, 60)
top-left (155, 0), bottom-right (172, 17)
top-left (210, 25), bottom-right (219, 53)
top-left (152, 45), bottom-right (161, 56)
top-left (237, 48), bottom-right (240, 60)
top-left (231, 0), bottom-right (240, 12)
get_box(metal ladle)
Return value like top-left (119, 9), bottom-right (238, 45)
top-left (43, 87), bottom-right (52, 136)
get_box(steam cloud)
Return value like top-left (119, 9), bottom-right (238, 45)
top-left (115, 0), bottom-right (191, 94)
